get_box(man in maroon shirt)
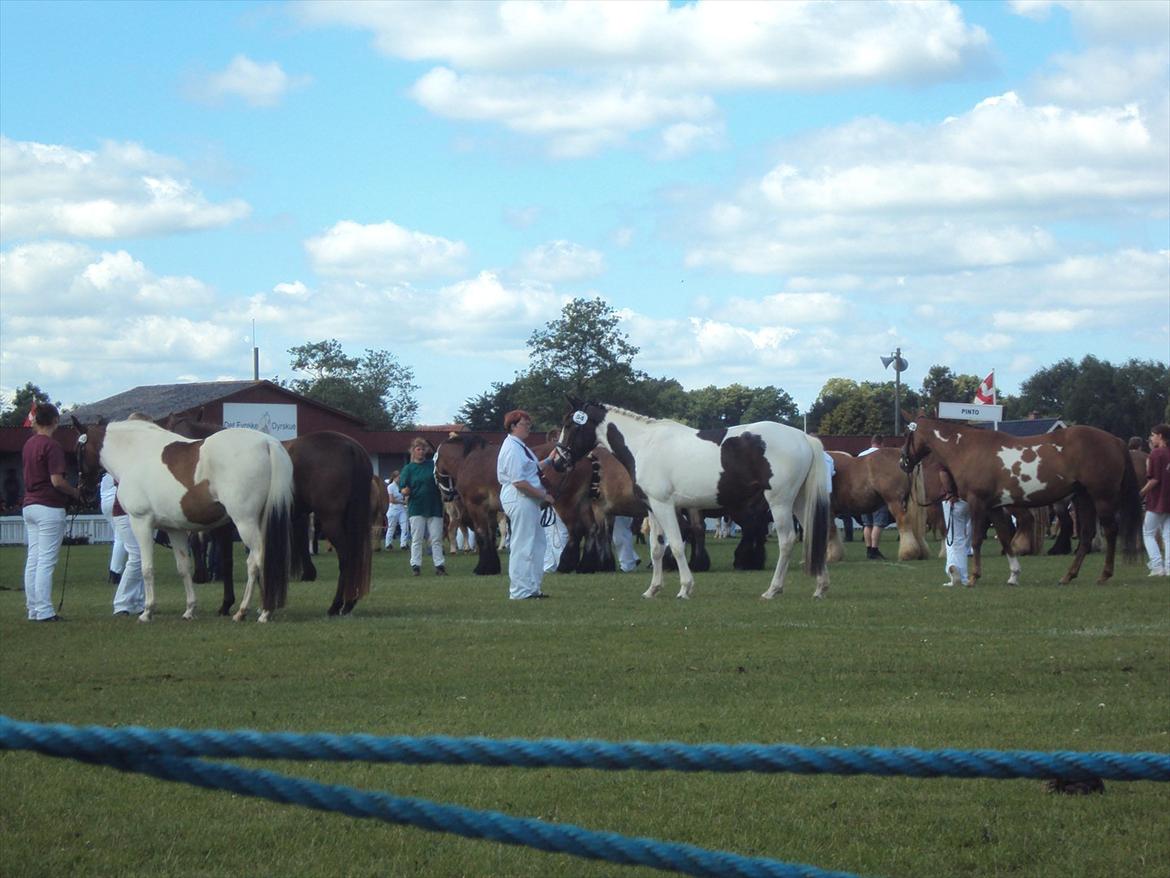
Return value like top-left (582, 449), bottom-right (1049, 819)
top-left (22, 403), bottom-right (82, 621)
top-left (1140, 423), bottom-right (1170, 577)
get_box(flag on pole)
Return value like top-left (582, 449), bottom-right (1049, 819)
top-left (20, 402), bottom-right (37, 428)
top-left (974, 371), bottom-right (995, 405)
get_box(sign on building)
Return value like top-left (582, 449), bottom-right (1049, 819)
top-left (222, 403), bottom-right (298, 440)
top-left (937, 402), bottom-right (1004, 422)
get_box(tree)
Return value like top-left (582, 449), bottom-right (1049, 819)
top-left (685, 384), bottom-right (800, 429)
top-left (0, 382), bottom-right (55, 427)
top-left (515, 297), bottom-right (646, 427)
top-left (809, 378), bottom-right (921, 436)
top-left (457, 381), bottom-right (522, 431)
top-left (918, 366), bottom-right (982, 415)
top-left (285, 340), bottom-right (418, 429)
top-left (1018, 356), bottom-right (1168, 437)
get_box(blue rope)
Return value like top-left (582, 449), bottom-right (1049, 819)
top-left (2, 716), bottom-right (1167, 782)
top-left (4, 716), bottom-right (1168, 878)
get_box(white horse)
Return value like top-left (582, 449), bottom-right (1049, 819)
top-left (73, 418), bottom-right (294, 622)
top-left (554, 399), bottom-right (831, 599)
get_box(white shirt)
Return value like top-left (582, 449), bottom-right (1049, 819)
top-left (497, 434), bottom-right (542, 491)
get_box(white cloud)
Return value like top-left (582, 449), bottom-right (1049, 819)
top-left (0, 136), bottom-right (250, 240)
top-left (991, 308), bottom-right (1097, 332)
top-left (304, 219), bottom-right (469, 281)
top-left (190, 55), bottom-right (312, 107)
top-left (1030, 47), bottom-right (1169, 106)
top-left (1010, 0), bottom-right (1170, 45)
top-left (297, 0), bottom-right (990, 156)
top-left (518, 240), bottom-right (604, 283)
top-left (684, 92), bottom-right (1167, 275)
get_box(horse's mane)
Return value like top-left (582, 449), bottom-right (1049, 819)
top-left (597, 403), bottom-right (666, 427)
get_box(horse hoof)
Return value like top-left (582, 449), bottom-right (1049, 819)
top-left (182, 611), bottom-right (195, 621)
top-left (232, 612), bottom-right (245, 622)
top-left (258, 612), bottom-right (270, 623)
top-left (136, 612), bottom-right (152, 623)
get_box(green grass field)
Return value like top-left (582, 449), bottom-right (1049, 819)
top-left (1, 535), bottom-right (1167, 878)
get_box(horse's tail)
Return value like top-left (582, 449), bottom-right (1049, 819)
top-left (338, 449), bottom-right (374, 602)
top-left (261, 439), bottom-right (294, 611)
top-left (1117, 451), bottom-right (1143, 562)
top-left (801, 435), bottom-right (830, 578)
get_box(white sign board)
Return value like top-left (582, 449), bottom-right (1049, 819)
top-left (938, 401), bottom-right (1004, 422)
top-left (221, 403), bottom-right (298, 440)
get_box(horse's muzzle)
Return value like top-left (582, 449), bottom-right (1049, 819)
top-left (551, 444), bottom-right (574, 472)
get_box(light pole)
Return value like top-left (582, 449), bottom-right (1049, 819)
top-left (881, 347), bottom-right (908, 435)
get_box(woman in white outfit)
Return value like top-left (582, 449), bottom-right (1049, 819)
top-left (99, 473), bottom-right (127, 584)
top-left (497, 410), bottom-right (557, 600)
top-left (939, 468), bottom-right (972, 587)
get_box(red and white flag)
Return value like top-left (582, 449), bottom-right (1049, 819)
top-left (974, 371), bottom-right (995, 405)
top-left (20, 402), bottom-right (36, 427)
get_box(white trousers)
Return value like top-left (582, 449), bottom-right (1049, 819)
top-left (23, 504), bottom-right (66, 620)
top-left (501, 484), bottom-right (545, 599)
top-left (409, 515), bottom-right (445, 569)
top-left (111, 514), bottom-right (145, 613)
top-left (543, 510), bottom-right (567, 572)
top-left (385, 506), bottom-right (409, 548)
top-left (942, 500), bottom-right (972, 585)
top-left (1143, 510), bottom-right (1170, 572)
top-left (101, 493), bottom-right (128, 575)
top-left (613, 515), bottom-right (640, 572)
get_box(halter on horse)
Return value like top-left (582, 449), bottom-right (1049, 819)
top-left (555, 399), bottom-right (830, 600)
top-left (899, 414), bottom-right (1141, 585)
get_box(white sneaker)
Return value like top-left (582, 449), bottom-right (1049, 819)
top-left (1150, 568), bottom-right (1166, 578)
top-left (946, 565), bottom-right (962, 588)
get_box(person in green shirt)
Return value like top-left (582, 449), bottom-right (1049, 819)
top-left (397, 437), bottom-right (446, 576)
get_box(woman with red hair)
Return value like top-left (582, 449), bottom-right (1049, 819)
top-left (496, 410), bottom-right (556, 599)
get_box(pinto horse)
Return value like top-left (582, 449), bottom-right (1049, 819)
top-left (74, 418), bottom-right (293, 622)
top-left (827, 449), bottom-right (930, 562)
top-left (165, 416), bottom-right (374, 616)
top-left (555, 400), bottom-right (830, 600)
top-left (899, 415), bottom-right (1142, 585)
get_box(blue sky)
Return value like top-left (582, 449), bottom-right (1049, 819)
top-left (1, 0), bottom-right (1167, 425)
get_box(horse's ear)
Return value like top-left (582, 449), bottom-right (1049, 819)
top-left (567, 395), bottom-right (583, 411)
top-left (70, 415), bottom-right (85, 433)
top-left (901, 408), bottom-right (916, 425)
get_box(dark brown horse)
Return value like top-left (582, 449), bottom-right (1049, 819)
top-left (433, 433), bottom-right (504, 575)
top-left (827, 449), bottom-right (929, 562)
top-left (165, 416), bottom-right (373, 615)
top-left (899, 414), bottom-right (1141, 585)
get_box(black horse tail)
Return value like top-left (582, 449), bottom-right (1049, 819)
top-left (1117, 453), bottom-right (1143, 563)
top-left (339, 447), bottom-right (374, 603)
top-left (801, 436), bottom-right (830, 579)
top-left (261, 440), bottom-right (294, 612)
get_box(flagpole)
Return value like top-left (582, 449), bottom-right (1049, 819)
top-left (992, 368), bottom-right (998, 431)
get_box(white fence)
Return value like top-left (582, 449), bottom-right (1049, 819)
top-left (0, 514), bottom-right (113, 546)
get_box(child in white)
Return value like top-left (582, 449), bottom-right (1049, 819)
top-left (942, 498), bottom-right (972, 587)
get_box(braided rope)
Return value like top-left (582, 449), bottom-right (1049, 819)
top-left (4, 716), bottom-right (1168, 878)
top-left (3, 716), bottom-right (1167, 782)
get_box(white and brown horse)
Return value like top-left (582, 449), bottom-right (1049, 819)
top-left (74, 418), bottom-right (294, 622)
top-left (899, 414), bottom-right (1141, 585)
top-left (555, 400), bottom-right (830, 600)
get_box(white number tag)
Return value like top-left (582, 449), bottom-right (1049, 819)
top-left (571, 410), bottom-right (588, 425)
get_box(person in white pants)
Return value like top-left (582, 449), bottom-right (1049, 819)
top-left (1140, 424), bottom-right (1170, 576)
top-left (99, 473), bottom-right (127, 584)
top-left (941, 498), bottom-right (972, 587)
top-left (384, 473), bottom-right (409, 550)
top-left (612, 515), bottom-right (641, 572)
top-left (110, 498), bottom-right (145, 616)
top-left (21, 403), bottom-right (82, 622)
top-left (497, 410), bottom-right (557, 600)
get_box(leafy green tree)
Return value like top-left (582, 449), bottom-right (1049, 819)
top-left (810, 378), bottom-right (921, 435)
top-left (1017, 356), bottom-right (1168, 437)
top-left (685, 384), bottom-right (800, 428)
top-left (285, 340), bottom-right (418, 429)
top-left (0, 382), bottom-right (55, 427)
top-left (457, 380), bottom-right (522, 431)
top-left (919, 366), bottom-right (982, 415)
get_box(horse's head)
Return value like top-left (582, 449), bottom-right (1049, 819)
top-left (433, 433), bottom-right (483, 501)
top-left (899, 417), bottom-right (931, 473)
top-left (553, 397), bottom-right (606, 472)
top-left (70, 415), bottom-right (108, 504)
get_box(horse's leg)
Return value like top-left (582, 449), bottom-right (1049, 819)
top-left (643, 514), bottom-right (666, 599)
top-left (232, 520), bottom-right (265, 622)
top-left (987, 508), bottom-right (1021, 585)
top-left (688, 510), bottom-right (711, 572)
top-left (217, 527), bottom-right (236, 616)
top-left (966, 502), bottom-right (987, 586)
top-left (1095, 502), bottom-right (1119, 584)
top-left (167, 530), bottom-right (198, 619)
top-left (1061, 493), bottom-right (1096, 585)
top-left (129, 517), bottom-right (158, 622)
top-left (647, 501), bottom-right (695, 599)
top-left (761, 503), bottom-right (796, 599)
